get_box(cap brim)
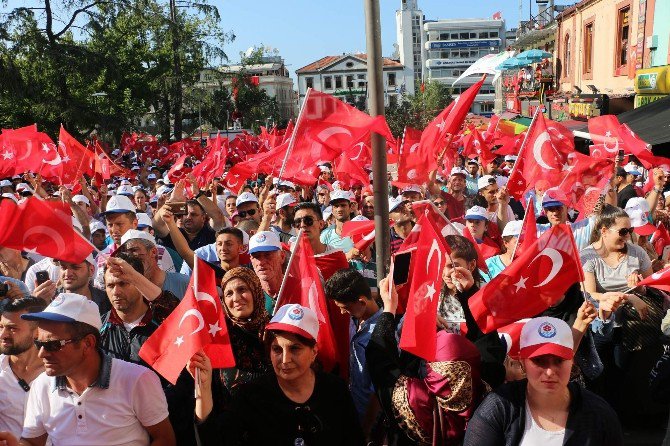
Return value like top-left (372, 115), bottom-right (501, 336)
top-left (249, 246), bottom-right (281, 254)
top-left (634, 224), bottom-right (656, 236)
top-left (542, 201), bottom-right (566, 208)
top-left (465, 215), bottom-right (488, 221)
top-left (21, 312), bottom-right (77, 324)
top-left (265, 322), bottom-right (316, 342)
top-left (103, 209), bottom-right (135, 215)
top-left (519, 342), bottom-right (574, 360)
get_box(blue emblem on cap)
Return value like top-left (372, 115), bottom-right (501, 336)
top-left (51, 295), bottom-right (65, 307)
top-left (257, 234), bottom-right (266, 243)
top-left (288, 307), bottom-right (304, 321)
top-left (538, 322), bottom-right (557, 338)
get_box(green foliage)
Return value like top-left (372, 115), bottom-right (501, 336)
top-left (384, 80), bottom-right (453, 138)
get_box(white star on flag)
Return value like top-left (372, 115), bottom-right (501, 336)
top-left (425, 282), bottom-right (437, 301)
top-left (436, 120), bottom-right (447, 131)
top-left (604, 131), bottom-right (611, 137)
top-left (514, 276), bottom-right (528, 292)
top-left (42, 144), bottom-right (51, 153)
top-left (174, 336), bottom-right (184, 347)
top-left (2, 151), bottom-right (13, 160)
top-left (208, 321), bottom-right (222, 337)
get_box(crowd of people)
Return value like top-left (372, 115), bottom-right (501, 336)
top-left (1, 136), bottom-right (670, 446)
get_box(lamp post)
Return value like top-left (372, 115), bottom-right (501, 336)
top-left (91, 92), bottom-right (107, 142)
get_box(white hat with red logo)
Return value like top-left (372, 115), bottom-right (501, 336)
top-left (266, 304), bottom-right (319, 342)
top-left (519, 316), bottom-right (574, 360)
top-left (22, 293), bottom-right (102, 330)
top-left (249, 231), bottom-right (281, 254)
top-left (276, 192), bottom-right (297, 209)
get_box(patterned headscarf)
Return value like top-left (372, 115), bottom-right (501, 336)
top-left (220, 267), bottom-right (269, 333)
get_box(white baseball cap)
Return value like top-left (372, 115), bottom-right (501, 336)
top-left (72, 195), bottom-right (90, 206)
top-left (626, 207), bottom-right (656, 236)
top-left (0, 179), bottom-right (13, 187)
top-left (504, 155), bottom-right (518, 162)
top-left (625, 196), bottom-right (651, 214)
top-left (330, 189), bottom-right (350, 203)
top-left (249, 231), bottom-right (282, 255)
top-left (136, 212), bottom-right (153, 229)
top-left (322, 206), bottom-right (333, 221)
top-left (351, 215), bottom-right (369, 222)
top-left (465, 206), bottom-right (489, 221)
top-left (519, 316), bottom-right (574, 360)
top-left (400, 185), bottom-right (422, 195)
top-left (277, 180), bottom-right (296, 190)
top-left (477, 175), bottom-right (496, 190)
top-left (89, 220), bottom-right (106, 234)
top-left (389, 196), bottom-right (406, 212)
top-left (276, 193), bottom-right (297, 209)
top-left (450, 167), bottom-right (467, 177)
top-left (155, 185), bottom-right (173, 197)
top-left (1, 193), bottom-right (17, 203)
top-left (120, 229), bottom-right (156, 246)
top-left (266, 304), bottom-right (319, 342)
top-left (15, 183), bottom-right (31, 192)
top-left (624, 163), bottom-right (641, 176)
top-left (104, 195), bottom-right (136, 214)
top-left (236, 191), bottom-right (259, 207)
top-left (22, 293), bottom-right (103, 330)
top-left (502, 220), bottom-right (523, 237)
top-left (147, 173), bottom-right (157, 180)
top-left (117, 185), bottom-right (134, 196)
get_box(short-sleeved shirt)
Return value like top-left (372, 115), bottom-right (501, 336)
top-left (580, 242), bottom-right (652, 293)
top-left (537, 216), bottom-right (596, 252)
top-left (390, 226), bottom-right (406, 255)
top-left (162, 272), bottom-right (190, 300)
top-left (440, 191), bottom-right (465, 220)
top-left (159, 224), bottom-right (216, 252)
top-left (94, 243), bottom-right (175, 289)
top-left (22, 354), bottom-right (169, 445)
top-left (484, 255), bottom-right (507, 281)
top-left (320, 225), bottom-right (354, 253)
top-left (617, 184), bottom-right (639, 209)
top-left (0, 355), bottom-right (32, 438)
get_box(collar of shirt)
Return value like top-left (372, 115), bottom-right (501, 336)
top-left (354, 308), bottom-right (383, 336)
top-left (108, 306), bottom-right (152, 329)
top-left (53, 351), bottom-right (113, 391)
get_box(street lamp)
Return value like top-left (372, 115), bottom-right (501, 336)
top-left (91, 92), bottom-right (108, 142)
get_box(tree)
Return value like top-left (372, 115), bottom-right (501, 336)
top-left (384, 80), bottom-right (453, 138)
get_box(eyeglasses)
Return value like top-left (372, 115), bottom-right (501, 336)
top-left (293, 216), bottom-right (315, 228)
top-left (433, 201), bottom-right (445, 206)
top-left (610, 227), bottom-right (634, 237)
top-left (34, 338), bottom-right (79, 352)
top-left (238, 209), bottom-right (257, 218)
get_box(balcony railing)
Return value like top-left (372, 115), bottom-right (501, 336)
top-left (518, 7), bottom-right (555, 37)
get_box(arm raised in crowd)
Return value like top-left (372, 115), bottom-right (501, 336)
top-left (60, 187), bottom-right (91, 240)
top-left (187, 174), bottom-right (225, 230)
top-left (160, 207), bottom-right (195, 270)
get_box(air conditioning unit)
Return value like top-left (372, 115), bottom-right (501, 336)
top-left (646, 35), bottom-right (658, 49)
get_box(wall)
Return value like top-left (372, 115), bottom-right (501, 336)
top-left (650, 0), bottom-right (670, 66)
top-left (556, 0), bottom-right (640, 96)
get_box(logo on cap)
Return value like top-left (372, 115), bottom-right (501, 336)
top-left (257, 234), bottom-right (266, 243)
top-left (538, 322), bottom-right (557, 338)
top-left (51, 295), bottom-right (65, 307)
top-left (288, 307), bottom-right (304, 321)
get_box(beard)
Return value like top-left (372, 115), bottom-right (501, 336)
top-left (0, 338), bottom-right (33, 355)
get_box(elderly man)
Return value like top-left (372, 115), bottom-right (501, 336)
top-left (235, 192), bottom-right (262, 224)
top-left (155, 200), bottom-right (217, 251)
top-left (1, 293), bottom-right (176, 446)
top-left (117, 230), bottom-right (189, 300)
top-left (248, 231), bottom-right (285, 313)
top-left (389, 196), bottom-right (413, 255)
top-left (0, 298), bottom-right (47, 439)
top-left (271, 193), bottom-right (297, 242)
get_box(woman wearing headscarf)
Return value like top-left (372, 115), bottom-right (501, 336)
top-left (366, 276), bottom-right (489, 445)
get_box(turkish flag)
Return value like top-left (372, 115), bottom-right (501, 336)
top-left (167, 154), bottom-right (193, 183)
top-left (397, 127), bottom-right (432, 185)
top-left (332, 151), bottom-right (370, 189)
top-left (342, 140), bottom-right (372, 168)
top-left (507, 114), bottom-right (576, 200)
top-left (399, 213), bottom-right (450, 361)
top-left (139, 258), bottom-right (234, 385)
top-left (398, 200), bottom-right (462, 252)
top-left (619, 123), bottom-right (670, 169)
top-left (514, 208), bottom-right (537, 259)
top-left (638, 265), bottom-right (670, 293)
top-left (0, 126), bottom-right (56, 177)
top-left (42, 126), bottom-right (96, 186)
top-left (223, 142), bottom-right (288, 190)
top-left (557, 157), bottom-right (613, 221)
top-left (0, 197), bottom-right (94, 263)
top-left (653, 224), bottom-right (670, 256)
top-left (281, 90), bottom-right (394, 179)
top-left (275, 232), bottom-right (339, 372)
top-left (468, 224), bottom-right (583, 333)
top-left (497, 319), bottom-right (530, 359)
top-left (587, 115), bottom-right (622, 159)
top-left (342, 219), bottom-right (394, 251)
top-left (191, 135), bottom-right (229, 188)
top-left (494, 132), bottom-right (525, 156)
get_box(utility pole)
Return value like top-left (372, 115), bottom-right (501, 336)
top-left (364, 0), bottom-right (390, 279)
top-left (170, 0), bottom-right (183, 141)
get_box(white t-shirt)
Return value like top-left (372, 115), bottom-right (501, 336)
top-left (22, 357), bottom-right (168, 445)
top-left (24, 258), bottom-right (60, 293)
top-left (0, 355), bottom-right (33, 438)
top-left (519, 400), bottom-right (566, 446)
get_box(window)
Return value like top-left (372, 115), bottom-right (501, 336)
top-left (389, 95), bottom-right (398, 107)
top-left (439, 32), bottom-right (449, 40)
top-left (584, 22), bottom-right (594, 74)
top-left (358, 81), bottom-right (366, 88)
top-left (616, 7), bottom-right (630, 67)
top-left (459, 32), bottom-right (469, 39)
top-left (358, 74), bottom-right (365, 79)
top-left (490, 31), bottom-right (499, 38)
top-left (346, 62), bottom-right (354, 68)
top-left (305, 77), bottom-right (313, 89)
top-left (564, 34), bottom-right (571, 77)
top-left (335, 76), bottom-right (342, 89)
top-left (388, 72), bottom-right (396, 86)
top-left (470, 32), bottom-right (477, 39)
top-left (479, 31), bottom-right (489, 39)
top-left (324, 76), bottom-right (332, 90)
top-left (450, 33), bottom-right (459, 40)
top-left (346, 75), bottom-right (354, 88)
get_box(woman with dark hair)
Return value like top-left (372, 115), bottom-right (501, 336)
top-left (191, 304), bottom-right (364, 445)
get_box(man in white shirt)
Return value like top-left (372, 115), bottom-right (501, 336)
top-left (0, 293), bottom-right (175, 446)
top-left (0, 298), bottom-right (46, 439)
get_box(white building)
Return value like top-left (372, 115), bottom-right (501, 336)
top-left (396, 0), bottom-right (425, 95)
top-left (197, 56), bottom-right (297, 122)
top-left (396, 0), bottom-right (506, 116)
top-left (295, 54), bottom-right (407, 109)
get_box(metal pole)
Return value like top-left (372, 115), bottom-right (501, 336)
top-left (364, 0), bottom-right (390, 279)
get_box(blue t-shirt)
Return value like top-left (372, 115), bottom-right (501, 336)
top-left (483, 255), bottom-right (507, 282)
top-left (163, 272), bottom-right (190, 300)
top-left (320, 225), bottom-right (354, 253)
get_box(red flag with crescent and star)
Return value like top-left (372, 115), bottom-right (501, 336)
top-left (468, 224), bottom-right (583, 333)
top-left (0, 197), bottom-right (94, 264)
top-left (139, 258), bottom-right (234, 385)
top-left (399, 213), bottom-right (451, 361)
top-left (638, 264), bottom-right (670, 293)
top-left (397, 126), bottom-right (431, 186)
top-left (275, 232), bottom-right (339, 373)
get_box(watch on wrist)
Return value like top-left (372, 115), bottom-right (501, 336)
top-left (195, 190), bottom-right (205, 199)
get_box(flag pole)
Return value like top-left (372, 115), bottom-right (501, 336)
top-left (510, 204), bottom-right (531, 261)
top-left (277, 88), bottom-right (311, 181)
top-left (273, 228), bottom-right (304, 315)
top-left (192, 257), bottom-right (200, 398)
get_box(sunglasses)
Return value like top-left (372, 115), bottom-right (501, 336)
top-left (433, 201), bottom-right (445, 206)
top-left (34, 338), bottom-right (79, 352)
top-left (293, 216), bottom-right (315, 228)
top-left (238, 209), bottom-right (257, 218)
top-left (611, 227), bottom-right (634, 237)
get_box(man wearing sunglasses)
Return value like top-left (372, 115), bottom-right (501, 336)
top-left (0, 297), bottom-right (47, 439)
top-left (235, 191), bottom-right (262, 224)
top-left (13, 293), bottom-right (176, 446)
top-left (320, 190), bottom-right (356, 259)
top-left (270, 193), bottom-right (298, 243)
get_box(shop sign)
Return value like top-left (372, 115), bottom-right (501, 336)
top-left (429, 39), bottom-right (500, 50)
top-left (635, 66), bottom-right (670, 94)
top-left (634, 94), bottom-right (668, 108)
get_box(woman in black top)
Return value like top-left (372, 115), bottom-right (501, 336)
top-left (190, 303), bottom-right (364, 446)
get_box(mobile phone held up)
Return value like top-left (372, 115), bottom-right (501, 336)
top-left (35, 271), bottom-right (50, 286)
top-left (167, 202), bottom-right (187, 216)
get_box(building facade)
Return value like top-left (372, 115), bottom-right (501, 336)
top-left (396, 0), bottom-right (425, 95)
top-left (295, 54), bottom-right (407, 109)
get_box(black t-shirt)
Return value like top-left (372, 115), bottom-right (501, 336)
top-left (160, 224), bottom-right (216, 252)
top-left (617, 183), bottom-right (639, 209)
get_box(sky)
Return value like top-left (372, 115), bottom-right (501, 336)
top-left (215, 0), bottom-right (539, 80)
